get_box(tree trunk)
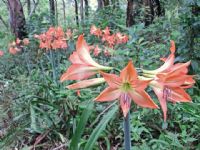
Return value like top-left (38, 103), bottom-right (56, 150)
top-left (80, 0), bottom-right (84, 23)
top-left (29, 0), bottom-right (39, 17)
top-left (55, 0), bottom-right (58, 25)
top-left (49, 0), bottom-right (55, 25)
top-left (62, 0), bottom-right (66, 26)
top-left (27, 0), bottom-right (31, 15)
top-left (7, 0), bottom-right (27, 39)
top-left (154, 0), bottom-right (162, 16)
top-left (126, 0), bottom-right (138, 27)
top-left (84, 0), bottom-right (89, 17)
top-left (74, 0), bottom-right (79, 26)
top-left (97, 0), bottom-right (104, 10)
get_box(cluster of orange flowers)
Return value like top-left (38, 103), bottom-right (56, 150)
top-left (34, 27), bottom-right (72, 50)
top-left (8, 38), bottom-right (30, 55)
top-left (90, 25), bottom-right (129, 56)
top-left (61, 35), bottom-right (195, 121)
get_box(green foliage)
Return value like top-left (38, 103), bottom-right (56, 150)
top-left (0, 0), bottom-right (199, 149)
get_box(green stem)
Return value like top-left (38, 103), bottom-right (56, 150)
top-left (24, 47), bottom-right (31, 74)
top-left (49, 50), bottom-right (57, 85)
top-left (124, 111), bottom-right (131, 150)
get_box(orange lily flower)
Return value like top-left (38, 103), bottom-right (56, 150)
top-left (102, 27), bottom-right (110, 36)
top-left (141, 40), bottom-right (195, 121)
top-left (95, 61), bottom-right (158, 117)
top-left (93, 45), bottom-right (101, 56)
top-left (60, 35), bottom-right (112, 81)
top-left (149, 61), bottom-right (195, 121)
top-left (90, 25), bottom-right (102, 37)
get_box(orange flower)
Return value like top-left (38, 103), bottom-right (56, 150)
top-left (142, 41), bottom-right (195, 121)
top-left (76, 90), bottom-right (81, 97)
top-left (102, 27), bottom-right (110, 36)
top-left (0, 50), bottom-right (4, 56)
top-left (93, 45), bottom-right (101, 56)
top-left (90, 25), bottom-right (102, 37)
top-left (8, 41), bottom-right (21, 55)
top-left (95, 61), bottom-right (158, 117)
top-left (60, 35), bottom-right (112, 81)
top-left (35, 26), bottom-right (68, 50)
top-left (104, 49), bottom-right (110, 56)
top-left (9, 47), bottom-right (21, 55)
top-left (16, 38), bottom-right (21, 45)
top-left (23, 38), bottom-right (30, 45)
top-left (149, 62), bottom-right (194, 121)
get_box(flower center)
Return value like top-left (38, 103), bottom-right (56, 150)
top-left (163, 86), bottom-right (171, 100)
top-left (121, 82), bottom-right (132, 92)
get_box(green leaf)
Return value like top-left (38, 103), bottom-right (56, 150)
top-left (69, 102), bottom-right (94, 150)
top-left (84, 105), bottom-right (118, 150)
top-left (30, 104), bottom-right (37, 132)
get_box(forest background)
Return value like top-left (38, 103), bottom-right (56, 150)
top-left (0, 0), bottom-right (199, 149)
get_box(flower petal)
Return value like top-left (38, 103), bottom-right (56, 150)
top-left (152, 86), bottom-right (167, 121)
top-left (170, 40), bottom-right (175, 54)
top-left (120, 93), bottom-right (131, 117)
top-left (131, 79), bottom-right (152, 91)
top-left (128, 90), bottom-right (158, 109)
top-left (169, 87), bottom-right (192, 102)
top-left (67, 78), bottom-right (105, 89)
top-left (100, 71), bottom-right (121, 88)
top-left (120, 61), bottom-right (137, 82)
top-left (76, 35), bottom-right (112, 70)
top-left (69, 51), bottom-right (85, 64)
top-left (95, 87), bottom-right (121, 102)
top-left (60, 64), bottom-right (97, 81)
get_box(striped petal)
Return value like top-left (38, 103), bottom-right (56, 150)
top-left (100, 71), bottom-right (121, 88)
top-left (120, 61), bottom-right (137, 82)
top-left (67, 78), bottom-right (105, 89)
top-left (60, 64), bottom-right (97, 81)
top-left (152, 86), bottom-right (167, 121)
top-left (76, 35), bottom-right (112, 70)
top-left (95, 87), bottom-right (121, 102)
top-left (128, 90), bottom-right (158, 109)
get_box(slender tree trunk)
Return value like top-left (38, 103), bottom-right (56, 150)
top-left (80, 0), bottom-right (84, 23)
top-left (74, 0), bottom-right (79, 26)
top-left (62, 0), bottom-right (66, 26)
top-left (27, 0), bottom-right (31, 15)
top-left (126, 0), bottom-right (135, 27)
top-left (84, 0), bottom-right (89, 17)
top-left (7, 0), bottom-right (27, 39)
top-left (49, 0), bottom-right (55, 25)
top-left (55, 0), bottom-right (58, 25)
top-left (154, 0), bottom-right (162, 16)
top-left (97, 0), bottom-right (104, 10)
top-left (29, 0), bottom-right (39, 17)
